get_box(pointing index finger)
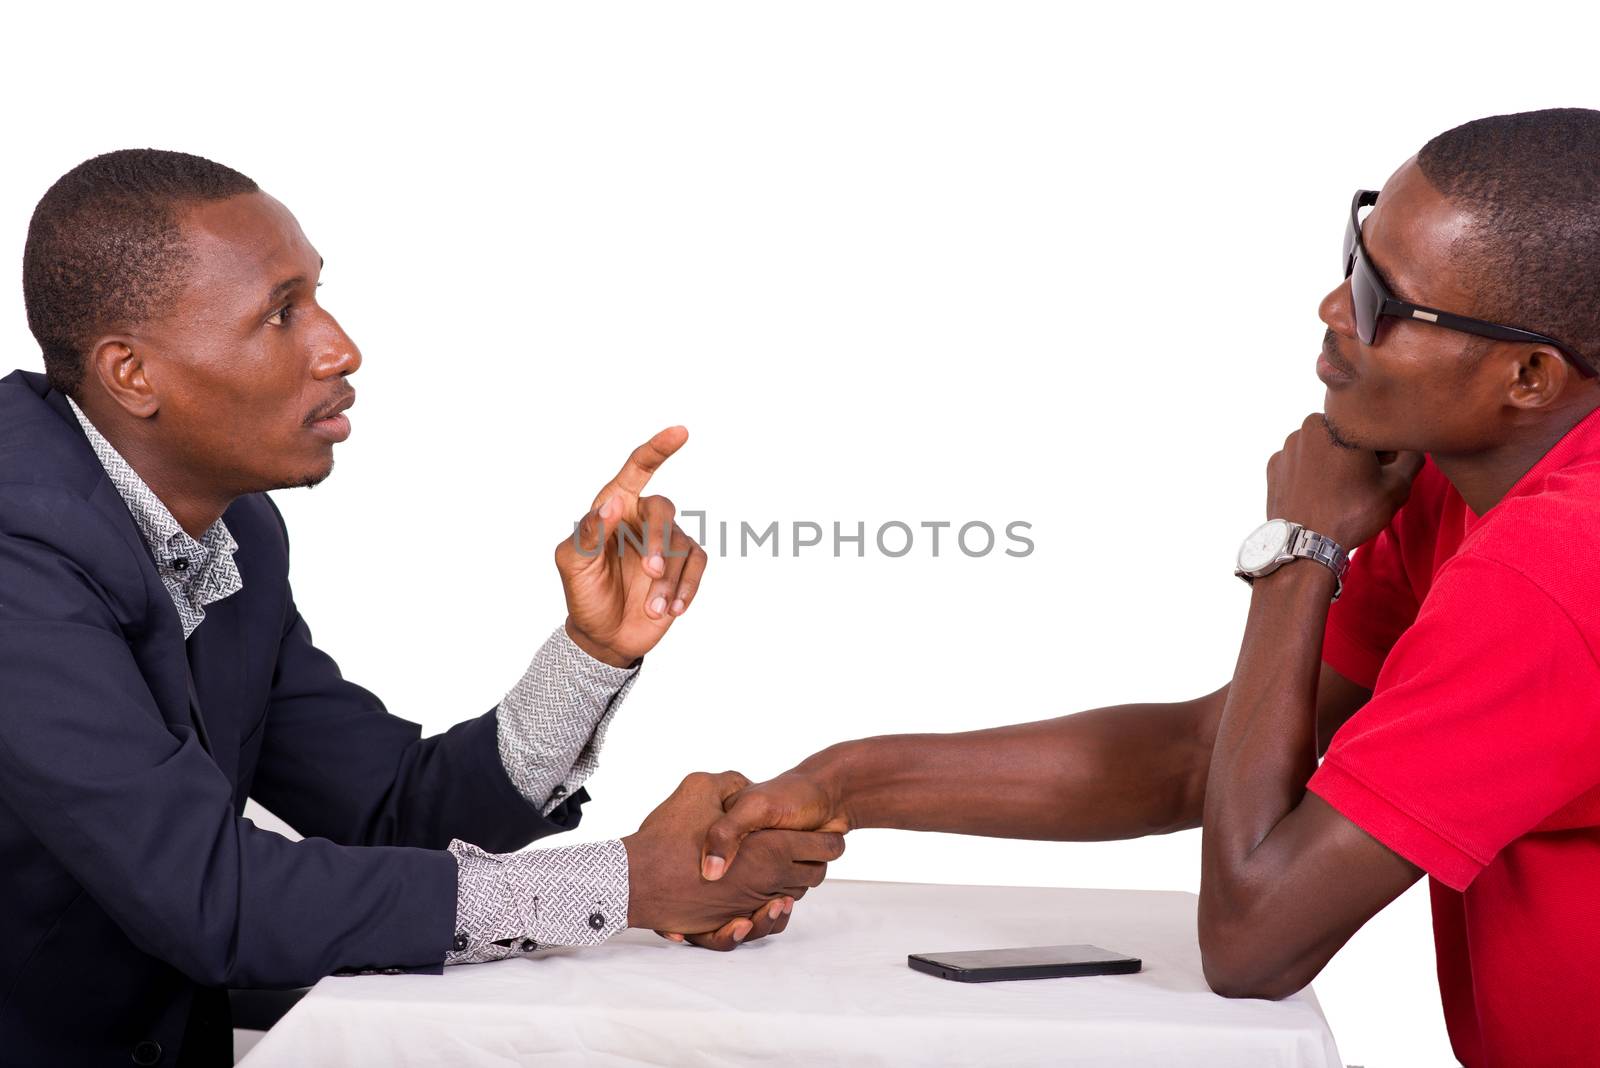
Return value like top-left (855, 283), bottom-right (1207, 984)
top-left (592, 426), bottom-right (688, 510)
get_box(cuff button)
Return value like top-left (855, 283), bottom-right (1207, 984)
top-left (520, 938), bottom-right (537, 953)
top-left (588, 911), bottom-right (605, 931)
top-left (452, 933), bottom-right (470, 953)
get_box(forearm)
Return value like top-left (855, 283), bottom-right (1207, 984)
top-left (258, 605), bottom-right (582, 853)
top-left (1200, 564), bottom-right (1330, 930)
top-left (805, 692), bottom-right (1222, 841)
top-left (1194, 555), bottom-right (1425, 1000)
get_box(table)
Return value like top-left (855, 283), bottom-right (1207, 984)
top-left (241, 879), bottom-right (1344, 1067)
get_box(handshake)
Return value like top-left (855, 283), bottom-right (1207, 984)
top-left (621, 766), bottom-right (848, 951)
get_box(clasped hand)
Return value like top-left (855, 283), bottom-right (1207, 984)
top-left (623, 772), bottom-right (844, 951)
top-left (630, 764), bottom-right (852, 947)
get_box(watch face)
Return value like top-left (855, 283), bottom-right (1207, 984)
top-left (1238, 519), bottom-right (1291, 572)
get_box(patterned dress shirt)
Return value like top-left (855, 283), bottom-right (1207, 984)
top-left (65, 397), bottom-right (635, 966)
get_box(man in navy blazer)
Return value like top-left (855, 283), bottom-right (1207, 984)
top-left (0, 150), bottom-right (840, 1066)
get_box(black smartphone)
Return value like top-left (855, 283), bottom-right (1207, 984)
top-left (907, 944), bottom-right (1142, 983)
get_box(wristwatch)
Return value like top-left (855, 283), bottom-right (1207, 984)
top-left (1234, 519), bottom-right (1350, 601)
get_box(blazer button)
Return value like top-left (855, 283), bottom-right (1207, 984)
top-left (588, 911), bottom-right (605, 931)
top-left (520, 938), bottom-right (537, 953)
top-left (452, 933), bottom-right (469, 953)
top-left (131, 1039), bottom-right (163, 1065)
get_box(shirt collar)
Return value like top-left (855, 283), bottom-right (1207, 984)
top-left (1465, 401), bottom-right (1600, 525)
top-left (65, 395), bottom-right (241, 636)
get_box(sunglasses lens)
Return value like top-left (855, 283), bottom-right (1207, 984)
top-left (1349, 250), bottom-right (1381, 345)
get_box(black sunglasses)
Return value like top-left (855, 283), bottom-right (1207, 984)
top-left (1343, 189), bottom-right (1596, 379)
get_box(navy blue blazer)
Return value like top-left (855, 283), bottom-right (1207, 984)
top-left (0, 369), bottom-right (588, 1066)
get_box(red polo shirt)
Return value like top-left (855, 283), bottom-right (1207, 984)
top-left (1307, 405), bottom-right (1600, 1067)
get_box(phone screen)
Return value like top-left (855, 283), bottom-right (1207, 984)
top-left (919, 944), bottom-right (1132, 970)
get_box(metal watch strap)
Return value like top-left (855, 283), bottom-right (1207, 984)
top-left (1290, 527), bottom-right (1350, 601)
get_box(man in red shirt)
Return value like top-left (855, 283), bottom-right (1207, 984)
top-left (683, 108), bottom-right (1600, 1066)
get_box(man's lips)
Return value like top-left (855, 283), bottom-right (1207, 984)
top-left (306, 390), bottom-right (356, 443)
top-left (1317, 347), bottom-right (1355, 380)
top-left (306, 390), bottom-right (356, 425)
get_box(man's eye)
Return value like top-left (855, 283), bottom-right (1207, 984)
top-left (267, 282), bottom-right (320, 327)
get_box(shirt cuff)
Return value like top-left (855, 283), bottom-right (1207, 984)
top-left (496, 625), bottom-right (640, 816)
top-left (444, 838), bottom-right (630, 965)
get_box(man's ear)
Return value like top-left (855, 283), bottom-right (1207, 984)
top-left (1507, 345), bottom-right (1572, 411)
top-left (87, 336), bottom-right (160, 419)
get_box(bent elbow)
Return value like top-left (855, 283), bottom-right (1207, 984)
top-left (164, 944), bottom-right (239, 990)
top-left (161, 922), bottom-right (255, 989)
top-left (1198, 920), bottom-right (1304, 1002)
top-left (1200, 945), bottom-right (1304, 1002)
top-left (1203, 964), bottom-right (1289, 1001)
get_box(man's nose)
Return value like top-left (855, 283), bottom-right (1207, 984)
top-left (311, 319), bottom-right (362, 379)
top-left (1318, 278), bottom-right (1358, 340)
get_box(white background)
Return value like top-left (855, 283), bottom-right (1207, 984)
top-left (4, 3), bottom-right (1590, 1064)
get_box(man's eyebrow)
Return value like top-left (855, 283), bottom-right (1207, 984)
top-left (261, 257), bottom-right (325, 308)
top-left (1363, 232), bottom-right (1428, 306)
top-left (1380, 259), bottom-right (1430, 306)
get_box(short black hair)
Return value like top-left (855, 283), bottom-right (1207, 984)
top-left (22, 148), bottom-right (258, 397)
top-left (1418, 108), bottom-right (1600, 379)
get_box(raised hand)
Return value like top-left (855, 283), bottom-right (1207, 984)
top-left (623, 772), bottom-right (845, 950)
top-left (554, 427), bottom-right (709, 667)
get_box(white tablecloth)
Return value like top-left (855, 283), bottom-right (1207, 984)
top-left (241, 879), bottom-right (1343, 1067)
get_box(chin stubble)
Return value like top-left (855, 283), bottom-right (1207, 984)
top-left (1321, 413), bottom-right (1361, 450)
top-left (280, 458), bottom-right (334, 491)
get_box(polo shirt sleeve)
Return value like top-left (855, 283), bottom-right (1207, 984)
top-left (1320, 518), bottom-right (1420, 691)
top-left (1307, 552), bottom-right (1600, 891)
